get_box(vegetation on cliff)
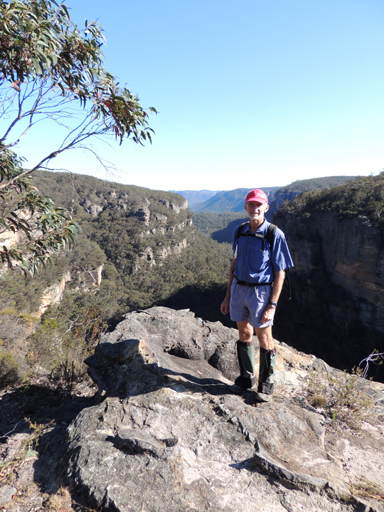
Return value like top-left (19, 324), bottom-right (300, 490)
top-left (275, 176), bottom-right (358, 196)
top-left (193, 211), bottom-right (247, 241)
top-left (276, 172), bottom-right (384, 226)
top-left (0, 171), bottom-right (232, 388)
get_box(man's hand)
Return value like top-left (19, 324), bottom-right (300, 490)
top-left (260, 270), bottom-right (284, 324)
top-left (260, 305), bottom-right (275, 324)
top-left (220, 296), bottom-right (230, 315)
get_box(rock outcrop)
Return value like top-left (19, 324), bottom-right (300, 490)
top-left (129, 205), bottom-right (151, 224)
top-left (79, 187), bottom-right (192, 268)
top-left (39, 271), bottom-right (72, 315)
top-left (62, 307), bottom-right (384, 512)
top-left (284, 213), bottom-right (384, 331)
top-left (38, 263), bottom-right (104, 314)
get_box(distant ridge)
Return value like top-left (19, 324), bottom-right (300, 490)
top-left (191, 187), bottom-right (280, 213)
top-left (268, 175), bottom-right (358, 216)
top-left (191, 176), bottom-right (360, 244)
top-left (169, 189), bottom-right (220, 206)
top-left (273, 175), bottom-right (358, 204)
top-left (190, 177), bottom-right (358, 214)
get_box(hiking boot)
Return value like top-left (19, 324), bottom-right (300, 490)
top-left (258, 347), bottom-right (276, 395)
top-left (253, 391), bottom-right (272, 403)
top-left (234, 375), bottom-right (256, 390)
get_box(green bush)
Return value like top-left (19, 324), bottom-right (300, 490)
top-left (0, 351), bottom-right (20, 389)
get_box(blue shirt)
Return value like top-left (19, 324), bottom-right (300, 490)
top-left (232, 220), bottom-right (294, 284)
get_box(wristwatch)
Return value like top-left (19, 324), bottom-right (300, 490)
top-left (268, 301), bottom-right (277, 308)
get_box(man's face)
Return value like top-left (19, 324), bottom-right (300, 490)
top-left (245, 201), bottom-right (269, 221)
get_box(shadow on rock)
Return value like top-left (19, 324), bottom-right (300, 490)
top-left (0, 383), bottom-right (100, 503)
top-left (85, 336), bottom-right (243, 400)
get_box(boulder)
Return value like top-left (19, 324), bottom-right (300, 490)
top-left (64, 307), bottom-right (384, 512)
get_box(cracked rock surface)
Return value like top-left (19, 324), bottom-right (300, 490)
top-left (64, 307), bottom-right (384, 512)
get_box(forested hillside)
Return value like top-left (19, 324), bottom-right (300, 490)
top-left (0, 171), bottom-right (232, 387)
top-left (170, 189), bottom-right (219, 205)
top-left (191, 187), bottom-right (280, 213)
top-left (193, 212), bottom-right (248, 242)
top-left (268, 175), bottom-right (358, 216)
top-left (275, 175), bottom-right (358, 198)
top-left (276, 173), bottom-right (384, 225)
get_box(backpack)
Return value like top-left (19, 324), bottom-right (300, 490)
top-left (235, 222), bottom-right (277, 251)
top-left (234, 222), bottom-right (291, 299)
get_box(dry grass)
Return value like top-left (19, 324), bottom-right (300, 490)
top-left (350, 478), bottom-right (384, 502)
top-left (306, 366), bottom-right (373, 428)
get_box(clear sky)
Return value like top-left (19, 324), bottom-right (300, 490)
top-left (16, 0), bottom-right (384, 191)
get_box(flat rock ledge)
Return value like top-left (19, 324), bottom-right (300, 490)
top-left (63, 307), bottom-right (384, 512)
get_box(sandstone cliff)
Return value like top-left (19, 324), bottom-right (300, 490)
top-left (274, 210), bottom-right (384, 379)
top-left (32, 171), bottom-right (194, 272)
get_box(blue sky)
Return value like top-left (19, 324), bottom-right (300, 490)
top-left (17, 0), bottom-right (384, 190)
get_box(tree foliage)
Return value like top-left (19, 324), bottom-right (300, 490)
top-left (193, 211), bottom-right (248, 243)
top-left (0, 0), bottom-right (155, 273)
top-left (275, 176), bottom-right (358, 196)
top-left (0, 162), bottom-right (80, 273)
top-left (276, 172), bottom-right (384, 227)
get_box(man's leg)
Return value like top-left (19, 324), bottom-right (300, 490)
top-left (235, 321), bottom-right (256, 389)
top-left (255, 326), bottom-right (276, 400)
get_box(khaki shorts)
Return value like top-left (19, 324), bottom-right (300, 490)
top-left (230, 280), bottom-right (275, 328)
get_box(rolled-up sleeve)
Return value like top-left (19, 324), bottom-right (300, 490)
top-left (271, 231), bottom-right (294, 272)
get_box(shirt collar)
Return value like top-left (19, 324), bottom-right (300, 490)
top-left (244, 219), bottom-right (268, 233)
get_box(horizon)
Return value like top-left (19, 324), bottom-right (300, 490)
top-left (167, 173), bottom-right (363, 193)
top-left (40, 168), bottom-right (361, 194)
top-left (11, 0), bottom-right (384, 191)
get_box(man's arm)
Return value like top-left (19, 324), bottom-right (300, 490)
top-left (260, 270), bottom-right (285, 323)
top-left (220, 257), bottom-right (236, 315)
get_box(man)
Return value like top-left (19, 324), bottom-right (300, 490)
top-left (220, 188), bottom-right (293, 402)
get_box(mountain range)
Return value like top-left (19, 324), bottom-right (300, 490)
top-left (175, 176), bottom-right (358, 214)
top-left (168, 189), bottom-right (219, 205)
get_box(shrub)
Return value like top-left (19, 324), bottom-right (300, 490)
top-left (0, 351), bottom-right (20, 389)
top-left (306, 365), bottom-right (373, 428)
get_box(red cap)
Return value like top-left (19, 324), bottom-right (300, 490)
top-left (245, 189), bottom-right (269, 205)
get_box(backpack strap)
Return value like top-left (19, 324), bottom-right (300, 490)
top-left (265, 223), bottom-right (291, 299)
top-left (266, 223), bottom-right (277, 251)
top-left (235, 222), bottom-right (248, 241)
top-left (285, 268), bottom-right (292, 300)
top-left (236, 222), bottom-right (277, 251)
